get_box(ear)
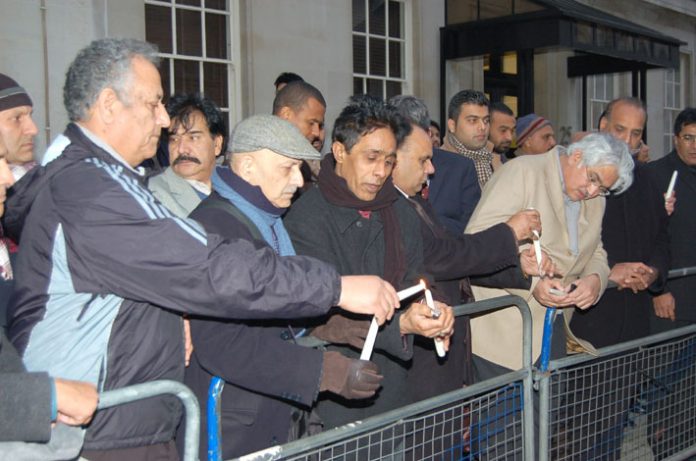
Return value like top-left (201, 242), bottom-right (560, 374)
top-left (94, 88), bottom-right (121, 124)
top-left (598, 116), bottom-right (608, 132)
top-left (213, 134), bottom-right (224, 157)
top-left (235, 153), bottom-right (257, 184)
top-left (569, 149), bottom-right (583, 166)
top-left (332, 141), bottom-right (347, 164)
top-left (277, 106), bottom-right (294, 122)
top-left (447, 118), bottom-right (455, 134)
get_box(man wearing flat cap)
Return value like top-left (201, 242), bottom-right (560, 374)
top-left (182, 114), bottom-right (385, 459)
top-left (515, 113), bottom-right (556, 156)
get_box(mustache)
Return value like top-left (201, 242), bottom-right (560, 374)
top-left (173, 155), bottom-right (201, 166)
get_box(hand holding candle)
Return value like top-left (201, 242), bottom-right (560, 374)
top-left (360, 281), bottom-right (426, 361)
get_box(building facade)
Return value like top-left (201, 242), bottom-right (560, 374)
top-left (0, 0), bottom-right (693, 160)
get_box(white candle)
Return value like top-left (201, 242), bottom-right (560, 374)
top-left (397, 281), bottom-right (426, 301)
top-left (361, 281), bottom-right (428, 361)
top-left (532, 230), bottom-right (543, 278)
top-left (666, 170), bottom-right (678, 200)
top-left (424, 288), bottom-right (446, 357)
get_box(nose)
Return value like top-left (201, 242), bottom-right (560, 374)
top-left (26, 117), bottom-right (39, 137)
top-left (291, 164), bottom-right (304, 188)
top-left (157, 102), bottom-right (171, 128)
top-left (374, 160), bottom-right (388, 179)
top-left (425, 159), bottom-right (435, 175)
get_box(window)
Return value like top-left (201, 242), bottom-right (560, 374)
top-left (663, 54), bottom-right (689, 154)
top-left (144, 0), bottom-right (241, 129)
top-left (352, 0), bottom-right (410, 99)
top-left (587, 74), bottom-right (615, 131)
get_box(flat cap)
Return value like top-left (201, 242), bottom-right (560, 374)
top-left (228, 114), bottom-right (320, 160)
top-left (0, 73), bottom-right (32, 112)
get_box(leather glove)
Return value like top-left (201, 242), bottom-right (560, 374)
top-left (320, 351), bottom-right (383, 400)
top-left (311, 314), bottom-right (370, 349)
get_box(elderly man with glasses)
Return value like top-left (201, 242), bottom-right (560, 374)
top-left (465, 132), bottom-right (634, 379)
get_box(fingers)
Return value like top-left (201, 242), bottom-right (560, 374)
top-left (337, 276), bottom-right (399, 324)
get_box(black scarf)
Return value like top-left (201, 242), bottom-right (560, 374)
top-left (317, 154), bottom-right (406, 287)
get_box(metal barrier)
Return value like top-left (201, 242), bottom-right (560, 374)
top-left (536, 266), bottom-right (696, 461)
top-left (233, 295), bottom-right (535, 461)
top-left (98, 379), bottom-right (201, 461)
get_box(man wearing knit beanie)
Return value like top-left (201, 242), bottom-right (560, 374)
top-left (0, 73), bottom-right (38, 180)
top-left (515, 113), bottom-right (556, 156)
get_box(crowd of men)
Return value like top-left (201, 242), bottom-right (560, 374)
top-left (1, 37), bottom-right (695, 461)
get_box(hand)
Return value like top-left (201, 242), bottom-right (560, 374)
top-left (653, 292), bottom-right (676, 321)
top-left (532, 277), bottom-right (576, 308)
top-left (183, 318), bottom-right (193, 367)
top-left (565, 274), bottom-right (601, 310)
top-left (505, 209), bottom-right (541, 242)
top-left (520, 247), bottom-right (558, 278)
top-left (399, 301), bottom-right (454, 347)
top-left (609, 262), bottom-right (656, 293)
top-left (320, 351), bottom-right (383, 399)
top-left (311, 313), bottom-right (370, 349)
top-left (664, 192), bottom-right (676, 216)
top-left (637, 142), bottom-right (650, 163)
top-left (54, 379), bottom-right (99, 426)
top-left (338, 275), bottom-right (399, 325)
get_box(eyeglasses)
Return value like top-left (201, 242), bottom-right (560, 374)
top-left (678, 134), bottom-right (696, 145)
top-left (586, 168), bottom-right (611, 196)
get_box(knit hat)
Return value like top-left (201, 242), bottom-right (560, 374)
top-left (229, 114), bottom-right (320, 161)
top-left (0, 74), bottom-right (32, 112)
top-left (516, 113), bottom-right (551, 146)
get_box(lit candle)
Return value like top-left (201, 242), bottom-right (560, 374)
top-left (532, 230), bottom-right (543, 278)
top-left (397, 280), bottom-right (426, 301)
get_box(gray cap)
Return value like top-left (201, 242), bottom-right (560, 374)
top-left (228, 114), bottom-right (321, 160)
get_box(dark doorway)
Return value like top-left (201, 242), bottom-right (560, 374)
top-left (483, 49), bottom-right (534, 116)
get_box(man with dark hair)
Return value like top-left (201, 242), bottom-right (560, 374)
top-left (648, 107), bottom-right (696, 332)
top-left (3, 38), bottom-right (398, 460)
top-left (427, 90), bottom-right (485, 234)
top-left (273, 80), bottom-right (327, 190)
top-left (274, 72), bottom-right (304, 93)
top-left (429, 119), bottom-right (441, 148)
top-left (182, 115), bottom-right (383, 459)
top-left (0, 74), bottom-right (38, 181)
top-left (285, 95), bottom-right (455, 430)
top-left (488, 102), bottom-right (516, 170)
top-left (148, 93), bottom-right (227, 218)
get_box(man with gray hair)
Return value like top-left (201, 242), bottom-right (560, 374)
top-left (3, 38), bottom-right (398, 460)
top-left (466, 133), bottom-right (634, 378)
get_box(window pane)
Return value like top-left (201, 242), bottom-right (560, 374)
top-left (205, 13), bottom-right (227, 59)
top-left (353, 35), bottom-right (366, 74)
top-left (145, 5), bottom-right (173, 54)
top-left (174, 59), bottom-right (200, 93)
top-left (176, 9), bottom-right (202, 56)
top-left (160, 58), bottom-right (172, 98)
top-left (354, 77), bottom-right (364, 95)
top-left (177, 0), bottom-right (200, 6)
top-left (352, 0), bottom-right (366, 32)
top-left (388, 1), bottom-right (401, 38)
top-left (205, 0), bottom-right (227, 10)
top-left (203, 62), bottom-right (228, 109)
top-left (389, 41), bottom-right (402, 78)
top-left (366, 78), bottom-right (383, 98)
top-left (369, 37), bottom-right (386, 76)
top-left (386, 80), bottom-right (401, 100)
top-left (369, 0), bottom-right (386, 36)
top-left (502, 51), bottom-right (517, 75)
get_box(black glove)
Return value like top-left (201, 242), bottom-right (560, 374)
top-left (320, 351), bottom-right (383, 400)
top-left (311, 314), bottom-right (370, 349)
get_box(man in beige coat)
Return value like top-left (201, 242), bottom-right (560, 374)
top-left (466, 133), bottom-right (634, 377)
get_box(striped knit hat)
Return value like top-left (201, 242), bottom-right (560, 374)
top-left (516, 113), bottom-right (550, 146)
top-left (0, 73), bottom-right (32, 112)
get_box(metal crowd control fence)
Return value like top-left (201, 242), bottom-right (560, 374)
top-left (537, 266), bottom-right (696, 461)
top-left (98, 379), bottom-right (200, 461)
top-left (231, 295), bottom-right (535, 461)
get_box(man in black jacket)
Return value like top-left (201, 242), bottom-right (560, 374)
top-left (182, 115), bottom-right (383, 459)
